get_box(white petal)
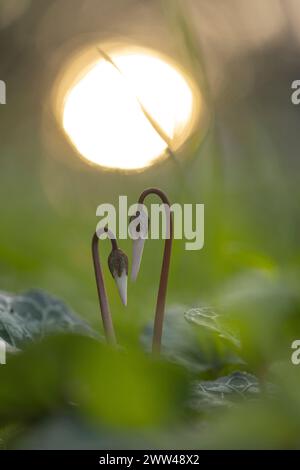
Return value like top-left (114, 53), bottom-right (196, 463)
top-left (131, 238), bottom-right (145, 281)
top-left (114, 271), bottom-right (128, 306)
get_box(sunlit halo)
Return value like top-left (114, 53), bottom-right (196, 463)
top-left (62, 49), bottom-right (197, 170)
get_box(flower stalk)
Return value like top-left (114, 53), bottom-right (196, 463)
top-left (92, 227), bottom-right (128, 344)
top-left (131, 188), bottom-right (173, 354)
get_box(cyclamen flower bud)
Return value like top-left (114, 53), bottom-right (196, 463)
top-left (108, 248), bottom-right (128, 306)
top-left (129, 208), bottom-right (149, 281)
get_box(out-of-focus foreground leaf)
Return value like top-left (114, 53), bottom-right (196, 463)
top-left (0, 334), bottom-right (189, 431)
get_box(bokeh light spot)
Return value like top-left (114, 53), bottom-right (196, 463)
top-left (62, 49), bottom-right (198, 170)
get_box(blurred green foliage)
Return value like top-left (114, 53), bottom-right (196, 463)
top-left (0, 335), bottom-right (188, 429)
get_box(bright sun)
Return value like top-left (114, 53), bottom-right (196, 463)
top-left (62, 49), bottom-right (197, 170)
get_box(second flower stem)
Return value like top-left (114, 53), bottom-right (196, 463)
top-left (138, 188), bottom-right (173, 354)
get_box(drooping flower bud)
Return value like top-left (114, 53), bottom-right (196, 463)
top-left (129, 207), bottom-right (149, 282)
top-left (108, 248), bottom-right (128, 306)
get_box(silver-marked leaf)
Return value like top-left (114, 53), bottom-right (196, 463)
top-left (184, 307), bottom-right (241, 348)
top-left (0, 289), bottom-right (98, 348)
top-left (190, 371), bottom-right (261, 412)
top-left (142, 306), bottom-right (243, 374)
top-left (141, 305), bottom-right (209, 373)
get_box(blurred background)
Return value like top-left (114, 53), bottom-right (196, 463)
top-left (2, 0), bottom-right (300, 450)
top-left (0, 0), bottom-right (300, 363)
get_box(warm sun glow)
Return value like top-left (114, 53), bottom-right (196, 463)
top-left (62, 49), bottom-right (197, 170)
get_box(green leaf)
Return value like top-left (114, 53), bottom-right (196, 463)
top-left (141, 306), bottom-right (211, 373)
top-left (184, 307), bottom-right (240, 348)
top-left (0, 334), bottom-right (189, 430)
top-left (0, 289), bottom-right (97, 348)
top-left (73, 340), bottom-right (189, 429)
top-left (190, 371), bottom-right (261, 412)
top-left (0, 334), bottom-right (83, 423)
top-left (142, 306), bottom-right (243, 376)
top-left (217, 271), bottom-right (300, 369)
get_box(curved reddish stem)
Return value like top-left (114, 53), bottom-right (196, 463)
top-left (138, 188), bottom-right (173, 354)
top-left (92, 231), bottom-right (117, 345)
